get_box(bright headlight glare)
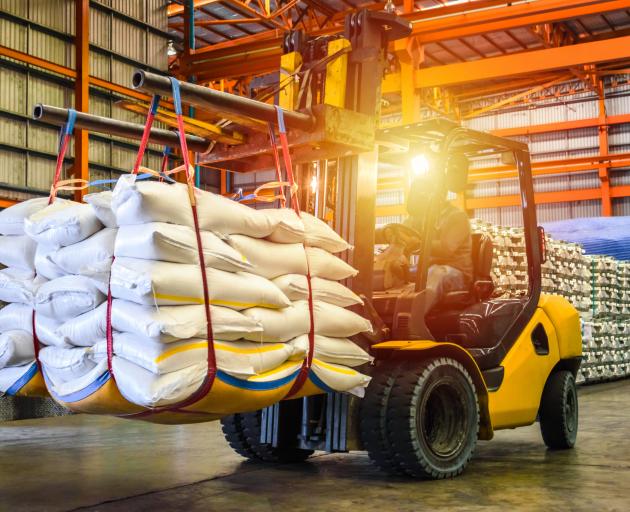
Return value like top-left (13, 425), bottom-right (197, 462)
top-left (411, 154), bottom-right (429, 176)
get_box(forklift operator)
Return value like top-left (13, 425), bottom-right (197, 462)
top-left (374, 176), bottom-right (474, 317)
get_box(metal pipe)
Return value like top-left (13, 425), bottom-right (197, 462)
top-left (33, 104), bottom-right (212, 153)
top-left (132, 69), bottom-right (316, 132)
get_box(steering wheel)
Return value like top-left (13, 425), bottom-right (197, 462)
top-left (381, 223), bottom-right (423, 255)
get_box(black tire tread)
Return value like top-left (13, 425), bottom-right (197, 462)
top-left (539, 370), bottom-right (578, 450)
top-left (241, 411), bottom-right (314, 463)
top-left (359, 361), bottom-right (406, 475)
top-left (220, 413), bottom-right (258, 459)
top-left (387, 357), bottom-right (479, 479)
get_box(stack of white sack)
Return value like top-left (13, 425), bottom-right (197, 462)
top-left (31, 174), bottom-right (372, 411)
top-left (0, 198), bottom-right (50, 394)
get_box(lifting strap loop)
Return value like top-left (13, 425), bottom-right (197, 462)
top-left (116, 78), bottom-right (217, 418)
top-left (272, 106), bottom-right (315, 399)
top-left (132, 94), bottom-right (161, 175)
top-left (49, 108), bottom-right (77, 204)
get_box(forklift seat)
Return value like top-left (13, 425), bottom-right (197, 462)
top-left (434, 233), bottom-right (495, 309)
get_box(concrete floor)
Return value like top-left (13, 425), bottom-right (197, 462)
top-left (1, 380), bottom-right (629, 512)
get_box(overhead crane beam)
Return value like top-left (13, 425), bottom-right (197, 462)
top-left (411, 0), bottom-right (630, 43)
top-left (414, 35), bottom-right (630, 88)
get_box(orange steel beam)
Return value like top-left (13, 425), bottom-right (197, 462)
top-left (0, 45), bottom-right (152, 102)
top-left (412, 0), bottom-right (630, 43)
top-left (0, 198), bottom-right (18, 208)
top-left (490, 113), bottom-right (630, 137)
top-left (466, 185), bottom-right (630, 209)
top-left (168, 0), bottom-right (221, 16)
top-left (468, 153), bottom-right (630, 182)
top-left (74, 0), bottom-right (89, 203)
top-left (416, 35), bottom-right (630, 88)
top-left (597, 84), bottom-right (612, 216)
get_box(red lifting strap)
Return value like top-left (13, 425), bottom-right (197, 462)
top-left (271, 106), bottom-right (315, 399)
top-left (112, 79), bottom-right (217, 418)
top-left (35, 110), bottom-right (78, 379)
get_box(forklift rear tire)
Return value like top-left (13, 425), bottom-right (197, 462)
top-left (386, 357), bottom-right (479, 479)
top-left (221, 410), bottom-right (314, 463)
top-left (539, 370), bottom-right (578, 450)
top-left (359, 361), bottom-right (406, 475)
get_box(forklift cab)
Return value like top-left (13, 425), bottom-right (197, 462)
top-left (369, 120), bottom-right (542, 372)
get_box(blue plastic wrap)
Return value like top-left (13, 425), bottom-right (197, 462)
top-left (542, 216), bottom-right (630, 260)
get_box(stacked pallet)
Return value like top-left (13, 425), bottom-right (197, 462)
top-left (471, 219), bottom-right (630, 384)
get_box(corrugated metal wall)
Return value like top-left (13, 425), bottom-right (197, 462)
top-left (466, 79), bottom-right (630, 226)
top-left (0, 0), bottom-right (169, 201)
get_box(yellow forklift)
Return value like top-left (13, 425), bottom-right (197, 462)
top-left (37, 7), bottom-right (583, 479)
top-left (177, 8), bottom-right (581, 479)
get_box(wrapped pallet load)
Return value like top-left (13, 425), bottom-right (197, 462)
top-left (22, 174), bottom-right (372, 423)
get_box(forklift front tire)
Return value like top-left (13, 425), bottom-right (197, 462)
top-left (221, 410), bottom-right (314, 463)
top-left (386, 357), bottom-right (479, 479)
top-left (539, 370), bottom-right (578, 450)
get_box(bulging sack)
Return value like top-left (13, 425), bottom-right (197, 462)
top-left (35, 244), bottom-right (67, 280)
top-left (0, 197), bottom-right (48, 236)
top-left (39, 345), bottom-right (102, 383)
top-left (93, 334), bottom-right (297, 377)
top-left (110, 257), bottom-right (290, 310)
top-left (272, 274), bottom-right (362, 307)
top-left (0, 267), bottom-right (44, 304)
top-left (242, 300), bottom-right (372, 342)
top-left (0, 235), bottom-right (37, 271)
top-left (25, 200), bottom-right (103, 247)
top-left (51, 227), bottom-right (116, 279)
top-left (311, 359), bottom-right (371, 397)
top-left (291, 334), bottom-right (372, 367)
top-left (0, 303), bottom-right (33, 334)
top-left (84, 190), bottom-right (117, 228)
top-left (227, 235), bottom-right (357, 280)
top-left (115, 222), bottom-right (251, 272)
top-left (57, 300), bottom-right (263, 345)
top-left (266, 210), bottom-right (350, 253)
top-left (0, 330), bottom-right (34, 369)
top-left (112, 175), bottom-right (282, 237)
top-left (35, 314), bottom-right (69, 347)
top-left (35, 275), bottom-right (105, 321)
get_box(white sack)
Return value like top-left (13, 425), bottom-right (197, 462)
top-left (94, 334), bottom-right (295, 377)
top-left (44, 358), bottom-right (108, 399)
top-left (110, 257), bottom-right (290, 310)
top-left (291, 335), bottom-right (372, 367)
top-left (35, 314), bottom-right (68, 347)
top-left (227, 235), bottom-right (357, 280)
top-left (51, 228), bottom-right (116, 279)
top-left (311, 359), bottom-right (371, 397)
top-left (112, 175), bottom-right (286, 238)
top-left (0, 197), bottom-right (48, 236)
top-left (113, 357), bottom-right (305, 408)
top-left (57, 300), bottom-right (263, 346)
top-left (35, 275), bottom-right (105, 321)
top-left (0, 303), bottom-right (33, 334)
top-left (39, 345), bottom-right (101, 383)
top-left (35, 243), bottom-right (67, 280)
top-left (113, 356), bottom-right (206, 407)
top-left (0, 267), bottom-right (44, 304)
top-left (0, 235), bottom-right (37, 271)
top-left (0, 363), bottom-right (36, 393)
top-left (115, 222), bottom-right (251, 272)
top-left (243, 300), bottom-right (372, 342)
top-left (266, 210), bottom-right (350, 253)
top-left (0, 330), bottom-right (34, 369)
top-left (272, 274), bottom-right (362, 307)
top-left (84, 190), bottom-right (117, 228)
top-left (25, 200), bottom-right (103, 247)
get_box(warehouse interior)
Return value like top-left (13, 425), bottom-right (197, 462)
top-left (1, 1), bottom-right (630, 510)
